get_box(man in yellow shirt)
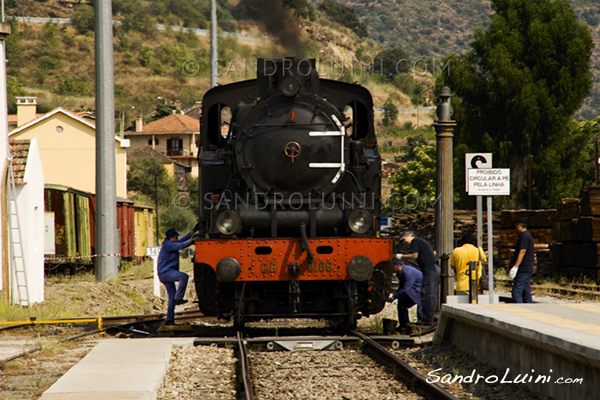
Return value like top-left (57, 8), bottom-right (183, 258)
top-left (450, 233), bottom-right (487, 295)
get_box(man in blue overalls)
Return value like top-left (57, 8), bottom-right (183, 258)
top-left (158, 227), bottom-right (196, 325)
top-left (392, 258), bottom-right (423, 334)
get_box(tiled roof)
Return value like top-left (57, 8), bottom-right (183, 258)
top-left (127, 114), bottom-right (199, 135)
top-left (8, 113), bottom-right (44, 126)
top-left (8, 140), bottom-right (30, 185)
top-left (183, 103), bottom-right (201, 120)
top-left (127, 146), bottom-right (174, 165)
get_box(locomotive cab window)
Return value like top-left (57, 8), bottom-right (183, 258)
top-left (221, 106), bottom-right (232, 139)
top-left (343, 105), bottom-right (354, 138)
top-left (205, 103), bottom-right (234, 146)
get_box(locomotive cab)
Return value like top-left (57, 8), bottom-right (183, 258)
top-left (195, 58), bottom-right (393, 329)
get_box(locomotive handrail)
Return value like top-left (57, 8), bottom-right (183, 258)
top-left (300, 223), bottom-right (315, 262)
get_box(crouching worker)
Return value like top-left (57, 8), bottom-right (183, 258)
top-left (392, 256), bottom-right (423, 335)
top-left (158, 227), bottom-right (197, 326)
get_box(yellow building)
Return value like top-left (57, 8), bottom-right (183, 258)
top-left (9, 98), bottom-right (129, 198)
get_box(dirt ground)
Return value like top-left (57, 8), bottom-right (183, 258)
top-left (0, 273), bottom-right (166, 400)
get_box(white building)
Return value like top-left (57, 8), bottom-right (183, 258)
top-left (8, 138), bottom-right (45, 304)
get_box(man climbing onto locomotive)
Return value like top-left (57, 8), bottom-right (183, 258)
top-left (158, 226), bottom-right (198, 326)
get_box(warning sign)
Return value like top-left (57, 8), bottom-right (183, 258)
top-left (467, 168), bottom-right (510, 196)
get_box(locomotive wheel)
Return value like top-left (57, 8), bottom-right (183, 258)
top-left (193, 263), bottom-right (218, 316)
top-left (345, 293), bottom-right (358, 330)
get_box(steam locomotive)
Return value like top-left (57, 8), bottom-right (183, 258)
top-left (193, 58), bottom-right (393, 329)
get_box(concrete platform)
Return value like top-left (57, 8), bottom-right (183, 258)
top-left (434, 303), bottom-right (600, 400)
top-left (38, 338), bottom-right (194, 400)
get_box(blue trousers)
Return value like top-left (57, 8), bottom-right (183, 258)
top-left (159, 269), bottom-right (189, 323)
top-left (418, 264), bottom-right (440, 323)
top-left (397, 296), bottom-right (416, 327)
top-left (512, 271), bottom-right (533, 303)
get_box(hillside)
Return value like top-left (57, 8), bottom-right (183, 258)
top-left (5, 0), bottom-right (425, 128)
top-left (6, 0), bottom-right (598, 121)
top-left (337, 0), bottom-right (600, 119)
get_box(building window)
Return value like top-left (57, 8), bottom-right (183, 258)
top-left (148, 139), bottom-right (159, 145)
top-left (56, 126), bottom-right (64, 134)
top-left (167, 139), bottom-right (183, 156)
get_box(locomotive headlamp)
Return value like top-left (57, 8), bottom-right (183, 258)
top-left (216, 257), bottom-right (241, 282)
top-left (347, 255), bottom-right (373, 281)
top-left (216, 211), bottom-right (241, 235)
top-left (281, 77), bottom-right (301, 97)
top-left (348, 209), bottom-right (372, 234)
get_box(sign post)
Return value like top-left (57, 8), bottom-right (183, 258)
top-left (465, 153), bottom-right (492, 247)
top-left (467, 165), bottom-right (510, 304)
top-left (146, 246), bottom-right (161, 297)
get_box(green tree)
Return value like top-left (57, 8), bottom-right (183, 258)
top-left (160, 204), bottom-right (197, 235)
top-left (439, 0), bottom-right (594, 208)
top-left (374, 47), bottom-right (410, 80)
top-left (382, 98), bottom-right (398, 127)
top-left (127, 157), bottom-right (177, 207)
top-left (387, 144), bottom-right (437, 214)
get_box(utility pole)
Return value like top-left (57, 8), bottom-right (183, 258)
top-left (210, 0), bottom-right (218, 87)
top-left (434, 87), bottom-right (456, 305)
top-left (94, 0), bottom-right (120, 281)
top-left (0, 0), bottom-right (11, 298)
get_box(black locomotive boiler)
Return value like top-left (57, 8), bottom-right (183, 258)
top-left (194, 58), bottom-right (393, 328)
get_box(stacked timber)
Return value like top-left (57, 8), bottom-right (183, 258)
top-left (391, 209), bottom-right (501, 253)
top-left (551, 187), bottom-right (600, 281)
top-left (499, 210), bottom-right (556, 274)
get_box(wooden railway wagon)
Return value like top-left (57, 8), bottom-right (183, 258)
top-left (89, 196), bottom-right (136, 259)
top-left (44, 185), bottom-right (155, 271)
top-left (44, 185), bottom-right (94, 271)
top-left (133, 204), bottom-right (156, 258)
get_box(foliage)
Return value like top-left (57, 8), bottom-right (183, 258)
top-left (393, 75), bottom-right (424, 106)
top-left (283, 0), bottom-right (316, 20)
top-left (395, 135), bottom-right (430, 162)
top-left (438, 0), bottom-right (594, 208)
top-left (113, 0), bottom-right (158, 34)
top-left (188, 176), bottom-right (200, 216)
top-left (71, 5), bottom-right (94, 34)
top-left (388, 144), bottom-right (437, 214)
top-left (318, 0), bottom-right (368, 38)
top-left (150, 103), bottom-right (179, 122)
top-left (127, 157), bottom-right (177, 207)
top-left (159, 204), bottom-right (197, 234)
top-left (373, 47), bottom-right (410, 79)
top-left (381, 97), bottom-right (398, 127)
top-left (58, 77), bottom-right (92, 96)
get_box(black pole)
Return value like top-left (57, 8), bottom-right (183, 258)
top-left (595, 138), bottom-right (598, 185)
top-left (528, 155), bottom-right (533, 209)
top-left (468, 260), bottom-right (478, 304)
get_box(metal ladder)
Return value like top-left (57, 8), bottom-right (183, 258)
top-left (7, 155), bottom-right (29, 307)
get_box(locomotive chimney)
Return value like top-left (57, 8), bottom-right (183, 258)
top-left (256, 58), bottom-right (319, 99)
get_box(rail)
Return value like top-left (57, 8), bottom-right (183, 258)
top-left (236, 331), bottom-right (255, 400)
top-left (351, 330), bottom-right (457, 400)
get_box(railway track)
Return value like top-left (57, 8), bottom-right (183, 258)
top-left (226, 330), bottom-right (456, 400)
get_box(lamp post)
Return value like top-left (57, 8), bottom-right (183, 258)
top-left (434, 87), bottom-right (456, 305)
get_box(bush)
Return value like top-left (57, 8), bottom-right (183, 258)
top-left (318, 0), bottom-right (368, 38)
top-left (71, 5), bottom-right (94, 34)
